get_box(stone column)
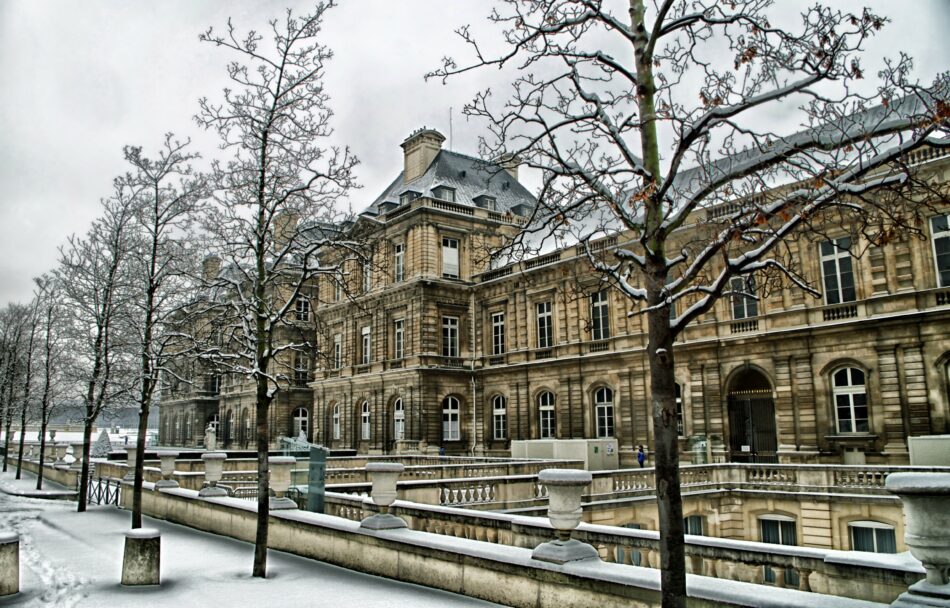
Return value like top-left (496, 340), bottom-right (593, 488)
top-left (0, 532), bottom-right (18, 596)
top-left (773, 357), bottom-right (797, 460)
top-left (121, 528), bottom-right (160, 586)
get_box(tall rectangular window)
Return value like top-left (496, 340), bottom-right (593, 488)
top-left (850, 522), bottom-right (897, 553)
top-left (333, 333), bottom-right (342, 368)
top-left (730, 276), bottom-right (758, 319)
top-left (393, 319), bottom-right (405, 359)
top-left (491, 312), bottom-right (506, 356)
top-left (821, 237), bottom-right (856, 304)
top-left (492, 395), bottom-right (507, 440)
top-left (442, 316), bottom-right (459, 357)
top-left (361, 326), bottom-right (371, 365)
top-left (334, 273), bottom-right (343, 301)
top-left (590, 290), bottom-right (610, 340)
top-left (295, 298), bottom-right (310, 321)
top-left (931, 214), bottom-right (950, 287)
top-left (442, 237), bottom-right (459, 279)
top-left (293, 352), bottom-right (309, 386)
top-left (362, 260), bottom-right (372, 293)
top-left (536, 301), bottom-right (553, 349)
top-left (394, 243), bottom-right (405, 283)
top-left (760, 517), bottom-right (799, 586)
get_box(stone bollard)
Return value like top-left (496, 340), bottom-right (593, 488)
top-left (886, 473), bottom-right (950, 607)
top-left (123, 447), bottom-right (138, 482)
top-left (69, 442), bottom-right (85, 471)
top-left (121, 528), bottom-right (160, 586)
top-left (531, 469), bottom-right (599, 564)
top-left (268, 457), bottom-right (297, 510)
top-left (0, 531), bottom-right (19, 596)
top-left (154, 452), bottom-right (180, 489)
top-left (360, 463), bottom-right (407, 530)
top-left (198, 452), bottom-right (228, 497)
top-left (26, 445), bottom-right (34, 461)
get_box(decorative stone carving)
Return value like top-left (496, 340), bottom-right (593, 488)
top-left (360, 462), bottom-right (407, 530)
top-left (531, 468), bottom-right (599, 564)
top-left (204, 423), bottom-right (216, 452)
top-left (268, 456), bottom-right (297, 510)
top-left (198, 452), bottom-right (228, 497)
top-left (886, 473), bottom-right (950, 607)
top-left (154, 452), bottom-right (180, 489)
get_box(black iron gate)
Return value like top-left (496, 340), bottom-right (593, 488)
top-left (727, 394), bottom-right (778, 463)
top-left (87, 477), bottom-right (121, 506)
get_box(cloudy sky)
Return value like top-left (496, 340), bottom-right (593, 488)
top-left (0, 0), bottom-right (947, 304)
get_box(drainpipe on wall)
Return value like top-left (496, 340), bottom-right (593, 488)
top-left (470, 286), bottom-right (477, 456)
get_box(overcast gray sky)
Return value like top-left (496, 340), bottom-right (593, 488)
top-left (0, 0), bottom-right (947, 304)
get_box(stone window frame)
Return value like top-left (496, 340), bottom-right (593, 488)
top-left (535, 300), bottom-right (554, 349)
top-left (295, 297), bottom-right (311, 321)
top-left (441, 235), bottom-right (461, 279)
top-left (393, 398), bottom-right (405, 441)
top-left (491, 310), bottom-right (506, 356)
top-left (393, 241), bottom-right (405, 283)
top-left (332, 404), bottom-right (341, 440)
top-left (442, 315), bottom-right (460, 357)
top-left (292, 407), bottom-right (309, 439)
top-left (819, 236), bottom-right (858, 305)
top-left (393, 318), bottom-right (405, 360)
top-left (537, 390), bottom-right (557, 439)
top-left (729, 274), bottom-right (758, 320)
top-left (930, 213), bottom-right (950, 287)
top-left (846, 519), bottom-right (897, 554)
top-left (589, 290), bottom-right (611, 341)
top-left (830, 365), bottom-right (870, 434)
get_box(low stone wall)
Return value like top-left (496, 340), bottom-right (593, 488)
top-left (16, 459), bottom-right (80, 490)
top-left (124, 484), bottom-right (886, 608)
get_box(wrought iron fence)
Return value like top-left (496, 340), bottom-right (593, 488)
top-left (87, 477), bottom-right (121, 506)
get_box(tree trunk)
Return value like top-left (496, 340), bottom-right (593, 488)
top-left (252, 380), bottom-right (271, 578)
top-left (37, 418), bottom-right (48, 490)
top-left (647, 303), bottom-right (686, 608)
top-left (2, 416), bottom-right (11, 473)
top-left (131, 399), bottom-right (150, 528)
top-left (77, 417), bottom-right (93, 512)
top-left (15, 404), bottom-right (27, 479)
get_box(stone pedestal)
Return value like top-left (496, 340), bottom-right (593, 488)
top-left (123, 447), bottom-right (138, 482)
top-left (0, 531), bottom-right (19, 596)
top-left (121, 528), bottom-right (160, 586)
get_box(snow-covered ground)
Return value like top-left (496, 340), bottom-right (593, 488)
top-left (0, 471), bottom-right (505, 608)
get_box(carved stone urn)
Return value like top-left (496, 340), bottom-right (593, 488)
top-left (154, 451), bottom-right (179, 489)
top-left (198, 452), bottom-right (228, 497)
top-left (532, 468), bottom-right (599, 564)
top-left (360, 462), bottom-right (407, 530)
top-left (268, 456), bottom-right (297, 510)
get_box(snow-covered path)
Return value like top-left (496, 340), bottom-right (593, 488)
top-left (0, 471), bottom-right (506, 608)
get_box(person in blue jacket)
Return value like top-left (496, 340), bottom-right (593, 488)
top-left (637, 445), bottom-right (646, 468)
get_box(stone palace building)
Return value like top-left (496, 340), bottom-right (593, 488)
top-left (159, 127), bottom-right (950, 468)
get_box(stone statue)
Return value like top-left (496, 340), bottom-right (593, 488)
top-left (297, 429), bottom-right (307, 443)
top-left (205, 423), bottom-right (217, 452)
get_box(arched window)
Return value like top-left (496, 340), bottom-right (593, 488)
top-left (675, 383), bottom-right (684, 437)
top-left (173, 414), bottom-right (181, 445)
top-left (240, 409), bottom-right (249, 446)
top-left (293, 407), bottom-right (309, 439)
top-left (538, 392), bottom-right (556, 439)
top-left (594, 387), bottom-right (614, 438)
top-left (208, 414), bottom-right (220, 439)
top-left (361, 401), bottom-right (371, 440)
top-left (849, 521), bottom-right (897, 553)
top-left (492, 395), bottom-right (507, 440)
top-left (184, 415), bottom-right (192, 445)
top-left (393, 398), bottom-right (405, 441)
top-left (332, 404), bottom-right (341, 440)
top-left (442, 396), bottom-right (460, 441)
top-left (833, 367), bottom-right (868, 433)
top-left (225, 410), bottom-right (234, 441)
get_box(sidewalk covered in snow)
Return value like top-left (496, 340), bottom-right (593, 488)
top-left (0, 470), bottom-right (504, 608)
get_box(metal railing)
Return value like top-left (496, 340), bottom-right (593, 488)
top-left (87, 477), bottom-right (121, 506)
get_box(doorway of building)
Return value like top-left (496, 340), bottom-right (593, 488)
top-left (726, 368), bottom-right (778, 463)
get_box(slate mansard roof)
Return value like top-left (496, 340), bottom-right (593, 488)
top-left (361, 149), bottom-right (537, 218)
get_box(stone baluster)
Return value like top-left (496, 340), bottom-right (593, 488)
top-left (69, 442), bottom-right (85, 471)
top-left (198, 452), bottom-right (228, 497)
top-left (123, 447), bottom-right (138, 481)
top-left (154, 452), bottom-right (179, 489)
top-left (886, 473), bottom-right (950, 607)
top-left (531, 469), bottom-right (599, 564)
top-left (54, 444), bottom-right (69, 467)
top-left (360, 463), bottom-right (407, 530)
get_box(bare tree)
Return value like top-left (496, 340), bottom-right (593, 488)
top-left (431, 1), bottom-right (949, 605)
top-left (194, 2), bottom-right (358, 578)
top-left (0, 306), bottom-right (26, 472)
top-left (58, 193), bottom-right (137, 512)
top-left (118, 135), bottom-right (206, 529)
top-left (14, 297), bottom-right (41, 479)
top-left (33, 274), bottom-right (67, 490)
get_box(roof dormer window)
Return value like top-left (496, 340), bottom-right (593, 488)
top-left (432, 186), bottom-right (456, 203)
top-left (399, 191), bottom-right (420, 206)
top-left (474, 194), bottom-right (497, 211)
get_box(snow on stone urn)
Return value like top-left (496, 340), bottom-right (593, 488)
top-left (886, 472), bottom-right (950, 607)
top-left (268, 456), bottom-right (297, 510)
top-left (360, 462), bottom-right (407, 530)
top-left (531, 468), bottom-right (599, 564)
top-left (198, 452), bottom-right (228, 497)
top-left (154, 451), bottom-right (179, 489)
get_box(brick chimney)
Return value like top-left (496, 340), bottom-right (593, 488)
top-left (401, 127), bottom-right (445, 183)
top-left (494, 153), bottom-right (520, 181)
top-left (201, 255), bottom-right (221, 281)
